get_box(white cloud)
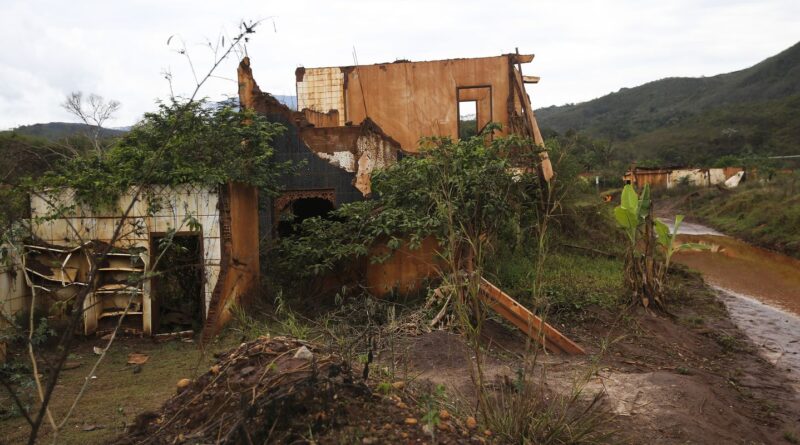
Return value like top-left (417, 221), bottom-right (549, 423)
top-left (0, 0), bottom-right (798, 129)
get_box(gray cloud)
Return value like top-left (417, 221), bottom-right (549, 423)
top-left (0, 0), bottom-right (798, 129)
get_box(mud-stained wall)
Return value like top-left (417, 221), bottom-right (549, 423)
top-left (352, 126), bottom-right (399, 195)
top-left (238, 58), bottom-right (402, 241)
top-left (365, 236), bottom-right (440, 296)
top-left (299, 126), bottom-right (361, 155)
top-left (0, 250), bottom-right (28, 318)
top-left (298, 56), bottom-right (521, 151)
top-left (28, 185), bottom-right (225, 335)
top-left (0, 248), bottom-right (28, 360)
top-left (303, 109), bottom-right (340, 128)
top-left (211, 182), bottom-right (260, 331)
top-left (1, 247), bottom-right (29, 361)
top-left (299, 120), bottom-right (400, 195)
top-left (238, 57), bottom-right (363, 207)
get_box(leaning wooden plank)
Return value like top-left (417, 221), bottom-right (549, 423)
top-left (511, 67), bottom-right (553, 182)
top-left (478, 278), bottom-right (585, 354)
top-left (481, 293), bottom-right (567, 354)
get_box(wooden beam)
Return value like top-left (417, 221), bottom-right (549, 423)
top-left (478, 278), bottom-right (586, 355)
top-left (523, 75), bottom-right (540, 84)
top-left (512, 69), bottom-right (538, 141)
top-left (511, 53), bottom-right (535, 64)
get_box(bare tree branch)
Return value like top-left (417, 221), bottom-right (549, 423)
top-left (61, 92), bottom-right (121, 155)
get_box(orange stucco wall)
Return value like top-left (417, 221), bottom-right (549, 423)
top-left (365, 236), bottom-right (441, 296)
top-left (215, 182), bottom-right (260, 328)
top-left (343, 57), bottom-right (513, 151)
top-left (298, 56), bottom-right (515, 152)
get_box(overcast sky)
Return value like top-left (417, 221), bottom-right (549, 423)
top-left (1, 0), bottom-right (798, 130)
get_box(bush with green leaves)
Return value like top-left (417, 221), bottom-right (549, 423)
top-left (33, 100), bottom-right (293, 209)
top-left (272, 131), bottom-right (542, 283)
top-left (614, 184), bottom-right (704, 308)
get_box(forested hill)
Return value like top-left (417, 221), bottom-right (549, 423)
top-left (13, 122), bottom-right (128, 140)
top-left (536, 41), bottom-right (800, 165)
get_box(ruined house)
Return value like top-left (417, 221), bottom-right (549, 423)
top-left (4, 183), bottom-right (259, 339)
top-left (238, 52), bottom-right (552, 239)
top-left (237, 52), bottom-right (553, 295)
top-left (0, 51), bottom-right (557, 343)
top-left (623, 166), bottom-right (745, 189)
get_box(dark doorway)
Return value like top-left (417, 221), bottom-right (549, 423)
top-left (277, 197), bottom-right (335, 237)
top-left (151, 233), bottom-right (204, 333)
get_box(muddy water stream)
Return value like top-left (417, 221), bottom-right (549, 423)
top-left (663, 219), bottom-right (800, 381)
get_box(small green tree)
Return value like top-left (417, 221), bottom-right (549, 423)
top-left (273, 131), bottom-right (540, 282)
top-left (615, 184), bottom-right (704, 309)
top-left (35, 100), bottom-right (291, 209)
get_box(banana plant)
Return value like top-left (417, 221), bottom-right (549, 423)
top-left (654, 215), bottom-right (709, 270)
top-left (614, 184), bottom-right (651, 245)
top-left (614, 184), bottom-right (658, 307)
top-left (614, 184), bottom-right (707, 309)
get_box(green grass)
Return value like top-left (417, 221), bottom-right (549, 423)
top-left (488, 248), bottom-right (624, 319)
top-left (0, 336), bottom-right (237, 444)
top-left (487, 199), bottom-right (625, 318)
top-left (540, 253), bottom-right (624, 314)
top-left (689, 177), bottom-right (800, 258)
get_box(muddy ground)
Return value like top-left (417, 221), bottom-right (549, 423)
top-left (3, 272), bottom-right (799, 444)
top-left (388, 271), bottom-right (800, 444)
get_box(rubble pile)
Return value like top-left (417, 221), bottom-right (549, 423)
top-left (117, 336), bottom-right (471, 444)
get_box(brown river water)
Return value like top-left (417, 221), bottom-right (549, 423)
top-left (664, 219), bottom-right (800, 382)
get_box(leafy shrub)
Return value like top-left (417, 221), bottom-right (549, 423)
top-left (272, 131), bottom-right (542, 284)
top-left (33, 100), bottom-right (293, 209)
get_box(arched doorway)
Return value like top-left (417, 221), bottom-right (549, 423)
top-left (275, 190), bottom-right (336, 237)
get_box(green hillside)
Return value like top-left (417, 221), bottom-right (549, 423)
top-left (13, 122), bottom-right (127, 140)
top-left (537, 41), bottom-right (800, 165)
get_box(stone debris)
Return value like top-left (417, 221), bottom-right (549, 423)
top-left (293, 345), bottom-right (313, 360)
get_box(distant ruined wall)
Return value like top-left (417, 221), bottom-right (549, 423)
top-left (625, 167), bottom-right (745, 189)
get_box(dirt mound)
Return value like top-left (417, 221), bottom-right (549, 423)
top-left (116, 336), bottom-right (472, 444)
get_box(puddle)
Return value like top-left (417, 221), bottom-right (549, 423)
top-left (658, 218), bottom-right (725, 236)
top-left (672, 233), bottom-right (800, 315)
top-left (667, 219), bottom-right (800, 382)
top-left (712, 286), bottom-right (800, 379)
